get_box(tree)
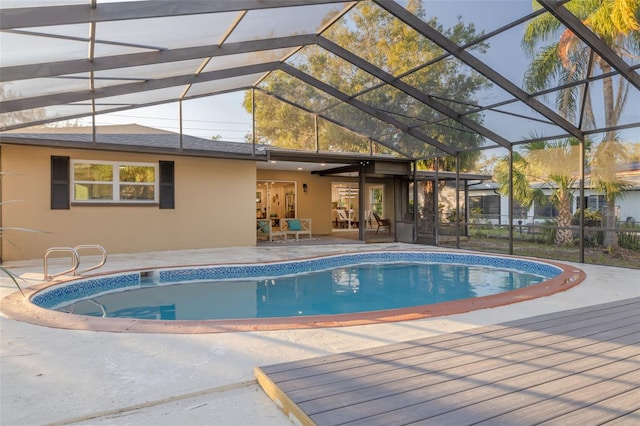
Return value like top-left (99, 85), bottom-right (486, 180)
top-left (243, 0), bottom-right (490, 162)
top-left (522, 0), bottom-right (640, 247)
top-left (495, 139), bottom-right (582, 245)
top-left (623, 141), bottom-right (640, 161)
top-left (0, 84), bottom-right (46, 129)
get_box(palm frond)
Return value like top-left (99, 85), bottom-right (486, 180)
top-left (0, 266), bottom-right (26, 298)
top-left (523, 44), bottom-right (564, 92)
top-left (522, 12), bottom-right (564, 56)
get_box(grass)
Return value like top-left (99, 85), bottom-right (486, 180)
top-left (440, 224), bottom-right (640, 270)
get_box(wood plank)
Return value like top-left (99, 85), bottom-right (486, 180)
top-left (525, 387), bottom-right (640, 426)
top-left (269, 308), bottom-right (639, 387)
top-left (281, 316), bottom-right (639, 397)
top-left (421, 361), bottom-right (640, 425)
top-left (309, 345), bottom-right (640, 425)
top-left (259, 298), bottom-right (639, 376)
top-left (253, 367), bottom-right (314, 426)
top-left (479, 380), bottom-right (640, 426)
top-left (296, 325), bottom-right (639, 415)
top-left (255, 298), bottom-right (640, 426)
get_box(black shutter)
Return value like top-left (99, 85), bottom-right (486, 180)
top-left (51, 156), bottom-right (70, 209)
top-left (159, 160), bottom-right (175, 209)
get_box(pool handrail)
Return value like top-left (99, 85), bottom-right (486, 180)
top-left (44, 247), bottom-right (80, 281)
top-left (43, 244), bottom-right (107, 281)
top-left (74, 245), bottom-right (107, 275)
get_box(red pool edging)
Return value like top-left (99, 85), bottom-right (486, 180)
top-left (0, 253), bottom-right (586, 334)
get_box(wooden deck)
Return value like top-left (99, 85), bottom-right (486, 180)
top-left (255, 297), bottom-right (640, 425)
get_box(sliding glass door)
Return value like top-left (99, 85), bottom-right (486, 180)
top-left (256, 181), bottom-right (296, 223)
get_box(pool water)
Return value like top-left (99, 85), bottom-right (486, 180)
top-left (56, 262), bottom-right (546, 320)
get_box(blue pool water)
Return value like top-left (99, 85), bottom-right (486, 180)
top-left (32, 252), bottom-right (560, 321)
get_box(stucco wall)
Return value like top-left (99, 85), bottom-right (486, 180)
top-left (1, 145), bottom-right (256, 261)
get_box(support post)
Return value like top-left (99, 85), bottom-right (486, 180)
top-left (508, 147), bottom-right (514, 255)
top-left (455, 155), bottom-right (460, 249)
top-left (413, 160), bottom-right (418, 243)
top-left (179, 99), bottom-right (183, 151)
top-left (434, 158), bottom-right (440, 246)
top-left (579, 138), bottom-right (585, 263)
top-left (358, 163), bottom-right (366, 241)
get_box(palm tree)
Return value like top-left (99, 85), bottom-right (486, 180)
top-left (522, 0), bottom-right (639, 247)
top-left (495, 139), bottom-right (581, 245)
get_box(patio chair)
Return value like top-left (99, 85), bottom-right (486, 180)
top-left (257, 219), bottom-right (286, 241)
top-left (372, 212), bottom-right (391, 233)
top-left (335, 209), bottom-right (350, 228)
top-left (284, 218), bottom-right (312, 240)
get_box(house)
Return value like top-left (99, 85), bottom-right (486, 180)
top-left (466, 163), bottom-right (640, 226)
top-left (0, 125), bottom-right (410, 261)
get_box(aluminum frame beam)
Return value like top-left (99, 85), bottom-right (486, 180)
top-left (317, 36), bottom-right (512, 149)
top-left (253, 88), bottom-right (412, 158)
top-left (0, 0), bottom-right (358, 30)
top-left (281, 63), bottom-right (456, 155)
top-left (373, 0), bottom-right (584, 140)
top-left (1, 34), bottom-right (317, 82)
top-left (537, 0), bottom-right (640, 92)
top-left (1, 62), bottom-right (280, 113)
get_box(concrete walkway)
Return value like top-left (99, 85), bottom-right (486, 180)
top-left (1, 243), bottom-right (638, 426)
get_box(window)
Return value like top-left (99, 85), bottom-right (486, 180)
top-left (534, 196), bottom-right (558, 218)
top-left (513, 203), bottom-right (529, 220)
top-left (468, 195), bottom-right (499, 218)
top-left (71, 160), bottom-right (157, 203)
top-left (370, 186), bottom-right (383, 216)
top-left (588, 195), bottom-right (606, 212)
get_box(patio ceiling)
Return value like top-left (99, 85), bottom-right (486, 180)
top-left (1, 0), bottom-right (638, 161)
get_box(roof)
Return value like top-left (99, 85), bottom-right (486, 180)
top-left (1, 1), bottom-right (638, 161)
top-left (1, 124), bottom-right (262, 158)
top-left (0, 123), bottom-right (409, 169)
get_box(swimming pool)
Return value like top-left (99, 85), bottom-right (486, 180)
top-left (3, 251), bottom-right (585, 333)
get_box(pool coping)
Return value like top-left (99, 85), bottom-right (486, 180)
top-left (0, 250), bottom-right (586, 333)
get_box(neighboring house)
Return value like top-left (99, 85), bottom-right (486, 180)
top-left (0, 125), bottom-right (408, 261)
top-left (467, 163), bottom-right (640, 226)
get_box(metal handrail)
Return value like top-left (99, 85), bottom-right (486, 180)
top-left (44, 247), bottom-right (80, 281)
top-left (43, 244), bottom-right (108, 281)
top-left (74, 245), bottom-right (107, 275)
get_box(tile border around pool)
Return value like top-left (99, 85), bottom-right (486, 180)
top-left (0, 250), bottom-right (586, 334)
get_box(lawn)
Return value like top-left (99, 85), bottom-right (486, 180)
top-left (437, 224), bottom-right (640, 270)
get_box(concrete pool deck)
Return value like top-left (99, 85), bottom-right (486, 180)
top-left (1, 243), bottom-right (638, 426)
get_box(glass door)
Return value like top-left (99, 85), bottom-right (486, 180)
top-left (257, 181), bottom-right (296, 226)
top-left (332, 183), bottom-right (359, 230)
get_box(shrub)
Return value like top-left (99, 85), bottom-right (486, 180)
top-left (618, 231), bottom-right (640, 251)
top-left (541, 219), bottom-right (557, 245)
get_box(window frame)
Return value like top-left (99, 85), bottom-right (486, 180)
top-left (70, 159), bottom-right (159, 204)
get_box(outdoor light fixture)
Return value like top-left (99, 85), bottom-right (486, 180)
top-left (303, 183), bottom-right (308, 193)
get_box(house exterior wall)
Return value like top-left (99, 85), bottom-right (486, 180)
top-left (1, 144), bottom-right (256, 261)
top-left (618, 192), bottom-right (640, 222)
